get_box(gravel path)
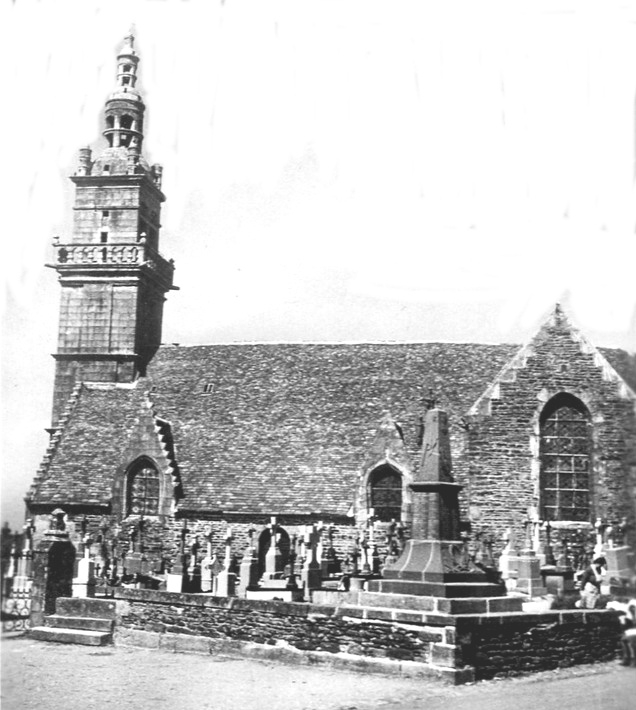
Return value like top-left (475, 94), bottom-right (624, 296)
top-left (2, 635), bottom-right (635, 710)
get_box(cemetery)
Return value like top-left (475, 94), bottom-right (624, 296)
top-left (3, 405), bottom-right (634, 683)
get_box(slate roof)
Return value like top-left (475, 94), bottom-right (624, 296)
top-left (30, 385), bottom-right (147, 507)
top-left (29, 342), bottom-right (636, 517)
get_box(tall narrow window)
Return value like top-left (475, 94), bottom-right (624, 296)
top-left (126, 460), bottom-right (160, 516)
top-left (368, 464), bottom-right (402, 521)
top-left (540, 394), bottom-right (591, 522)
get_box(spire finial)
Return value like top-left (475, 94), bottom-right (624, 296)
top-left (121, 28), bottom-right (136, 56)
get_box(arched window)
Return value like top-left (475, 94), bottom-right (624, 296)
top-left (368, 464), bottom-right (402, 521)
top-left (126, 460), bottom-right (160, 516)
top-left (540, 394), bottom-right (591, 522)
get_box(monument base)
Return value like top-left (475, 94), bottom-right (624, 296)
top-left (373, 539), bottom-right (506, 598)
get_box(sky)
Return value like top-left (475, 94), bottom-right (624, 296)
top-left (2, 0), bottom-right (636, 529)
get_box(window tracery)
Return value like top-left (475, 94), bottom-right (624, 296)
top-left (126, 460), bottom-right (160, 516)
top-left (368, 465), bottom-right (402, 521)
top-left (540, 395), bottom-right (591, 522)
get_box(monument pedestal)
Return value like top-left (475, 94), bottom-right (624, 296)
top-left (604, 545), bottom-right (634, 582)
top-left (513, 550), bottom-right (547, 597)
top-left (369, 539), bottom-right (506, 597)
top-left (540, 565), bottom-right (575, 595)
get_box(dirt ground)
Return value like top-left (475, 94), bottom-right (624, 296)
top-left (1, 635), bottom-right (635, 710)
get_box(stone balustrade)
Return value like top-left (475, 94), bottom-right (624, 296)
top-left (53, 242), bottom-right (174, 281)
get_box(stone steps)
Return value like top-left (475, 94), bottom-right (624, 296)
top-left (55, 597), bottom-right (117, 619)
top-left (30, 597), bottom-right (116, 646)
top-left (30, 627), bottom-right (112, 646)
top-left (44, 614), bottom-right (114, 632)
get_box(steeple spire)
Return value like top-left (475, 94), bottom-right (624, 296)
top-left (102, 33), bottom-right (145, 156)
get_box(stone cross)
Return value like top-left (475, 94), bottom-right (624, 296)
top-left (502, 527), bottom-right (515, 556)
top-left (543, 519), bottom-right (556, 566)
top-left (238, 527), bottom-right (260, 595)
top-left (594, 517), bottom-right (605, 558)
top-left (301, 524), bottom-right (322, 590)
top-left (264, 516), bottom-right (282, 578)
top-left (215, 526), bottom-right (235, 596)
top-left (359, 528), bottom-right (371, 575)
top-left (200, 526), bottom-right (215, 592)
top-left (22, 519), bottom-right (35, 553)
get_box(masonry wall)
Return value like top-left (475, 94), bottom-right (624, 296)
top-left (456, 610), bottom-right (622, 679)
top-left (109, 589), bottom-right (622, 683)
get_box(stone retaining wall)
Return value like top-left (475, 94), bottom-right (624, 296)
top-left (109, 589), bottom-right (623, 683)
top-left (456, 610), bottom-right (622, 679)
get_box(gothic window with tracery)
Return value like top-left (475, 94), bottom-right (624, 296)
top-left (368, 465), bottom-right (402, 521)
top-left (540, 395), bottom-right (591, 522)
top-left (126, 460), bottom-right (160, 516)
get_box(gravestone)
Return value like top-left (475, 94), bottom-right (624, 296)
top-left (513, 520), bottom-right (547, 597)
top-left (166, 521), bottom-right (188, 592)
top-left (237, 528), bottom-right (260, 596)
top-left (215, 527), bottom-right (236, 597)
top-left (72, 534), bottom-right (96, 598)
top-left (200, 527), bottom-right (215, 593)
top-left (301, 523), bottom-right (322, 592)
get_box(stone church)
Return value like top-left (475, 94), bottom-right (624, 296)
top-left (25, 36), bottom-right (636, 574)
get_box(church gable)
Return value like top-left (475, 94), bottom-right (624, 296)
top-left (468, 305), bottom-right (635, 418)
top-left (27, 383), bottom-right (181, 515)
top-left (463, 305), bottom-right (636, 539)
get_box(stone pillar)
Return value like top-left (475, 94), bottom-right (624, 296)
top-left (30, 510), bottom-right (76, 628)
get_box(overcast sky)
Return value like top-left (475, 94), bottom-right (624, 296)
top-left (2, 0), bottom-right (635, 528)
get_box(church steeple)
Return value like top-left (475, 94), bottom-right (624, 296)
top-left (48, 35), bottom-right (175, 427)
top-left (102, 33), bottom-right (144, 155)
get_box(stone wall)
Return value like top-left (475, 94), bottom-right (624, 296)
top-left (457, 610), bottom-right (622, 679)
top-left (109, 589), bottom-right (622, 683)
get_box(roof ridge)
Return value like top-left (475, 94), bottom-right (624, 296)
top-left (157, 340), bottom-right (519, 348)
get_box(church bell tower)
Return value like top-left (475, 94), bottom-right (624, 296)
top-left (49, 35), bottom-right (175, 427)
